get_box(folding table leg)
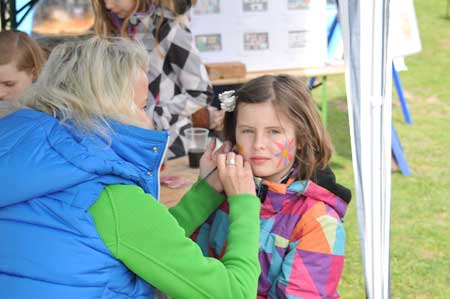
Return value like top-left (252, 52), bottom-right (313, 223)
top-left (392, 125), bottom-right (411, 176)
top-left (392, 64), bottom-right (412, 124)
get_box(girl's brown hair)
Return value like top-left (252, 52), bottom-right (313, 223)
top-left (91, 0), bottom-right (190, 37)
top-left (0, 30), bottom-right (46, 79)
top-left (223, 75), bottom-right (333, 180)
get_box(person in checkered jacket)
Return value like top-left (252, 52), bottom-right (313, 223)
top-left (92, 0), bottom-right (224, 158)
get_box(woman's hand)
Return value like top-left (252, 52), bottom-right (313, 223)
top-left (217, 152), bottom-right (255, 197)
top-left (199, 138), bottom-right (232, 192)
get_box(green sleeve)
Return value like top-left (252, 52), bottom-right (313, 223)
top-left (169, 177), bottom-right (225, 236)
top-left (89, 184), bottom-right (261, 299)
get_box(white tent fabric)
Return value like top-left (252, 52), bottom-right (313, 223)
top-left (338, 1), bottom-right (392, 298)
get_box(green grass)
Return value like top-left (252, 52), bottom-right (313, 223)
top-left (312, 0), bottom-right (450, 297)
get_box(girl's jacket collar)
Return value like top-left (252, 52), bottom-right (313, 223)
top-left (254, 166), bottom-right (351, 219)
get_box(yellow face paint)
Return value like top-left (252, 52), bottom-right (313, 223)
top-left (236, 143), bottom-right (245, 154)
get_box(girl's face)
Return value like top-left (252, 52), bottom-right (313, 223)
top-left (103, 0), bottom-right (136, 18)
top-left (0, 62), bottom-right (34, 102)
top-left (235, 101), bottom-right (297, 182)
top-left (133, 68), bottom-right (152, 129)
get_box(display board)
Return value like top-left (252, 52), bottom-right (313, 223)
top-left (190, 0), bottom-right (327, 71)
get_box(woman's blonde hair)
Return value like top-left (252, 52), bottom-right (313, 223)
top-left (0, 30), bottom-right (46, 79)
top-left (92, 0), bottom-right (184, 37)
top-left (223, 75), bottom-right (333, 180)
top-left (20, 36), bottom-right (150, 135)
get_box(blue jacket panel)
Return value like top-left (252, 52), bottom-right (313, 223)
top-left (0, 109), bottom-right (169, 299)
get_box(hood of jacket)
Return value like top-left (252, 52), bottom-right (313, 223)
top-left (0, 109), bottom-right (168, 208)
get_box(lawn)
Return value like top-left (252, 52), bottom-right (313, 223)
top-left (311, 0), bottom-right (450, 297)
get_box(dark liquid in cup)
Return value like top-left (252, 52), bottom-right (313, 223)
top-left (188, 148), bottom-right (204, 168)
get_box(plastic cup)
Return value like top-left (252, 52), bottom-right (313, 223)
top-left (184, 128), bottom-right (209, 168)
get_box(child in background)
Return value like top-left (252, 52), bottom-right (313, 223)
top-left (92, 0), bottom-right (224, 158)
top-left (0, 30), bottom-right (46, 103)
top-left (193, 75), bottom-right (352, 299)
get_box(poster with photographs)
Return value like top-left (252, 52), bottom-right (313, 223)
top-left (190, 0), bottom-right (327, 71)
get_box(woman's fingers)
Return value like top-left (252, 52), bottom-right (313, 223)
top-left (211, 140), bottom-right (230, 161)
top-left (217, 153), bottom-right (256, 197)
top-left (225, 152), bottom-right (236, 169)
top-left (217, 153), bottom-right (227, 173)
top-left (235, 154), bottom-right (243, 169)
top-left (217, 141), bottom-right (232, 155)
top-left (205, 137), bottom-right (216, 156)
top-left (199, 137), bottom-right (216, 177)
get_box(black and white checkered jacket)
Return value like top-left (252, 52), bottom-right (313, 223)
top-left (114, 6), bottom-right (214, 159)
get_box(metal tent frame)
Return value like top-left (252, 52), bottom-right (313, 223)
top-left (1, 0), bottom-right (39, 30)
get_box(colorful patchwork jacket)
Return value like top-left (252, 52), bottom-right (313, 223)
top-left (193, 168), bottom-right (351, 299)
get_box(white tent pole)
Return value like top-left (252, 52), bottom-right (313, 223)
top-left (339, 0), bottom-right (392, 298)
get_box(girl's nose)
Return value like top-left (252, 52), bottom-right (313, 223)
top-left (253, 132), bottom-right (267, 150)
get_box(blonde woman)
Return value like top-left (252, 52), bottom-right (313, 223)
top-left (91, 0), bottom-right (224, 159)
top-left (0, 36), bottom-right (260, 299)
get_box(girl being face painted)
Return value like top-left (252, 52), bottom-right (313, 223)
top-left (235, 101), bottom-right (296, 182)
top-left (222, 75), bottom-right (333, 182)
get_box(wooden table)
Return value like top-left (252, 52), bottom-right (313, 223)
top-left (210, 63), bottom-right (345, 127)
top-left (159, 156), bottom-right (199, 207)
top-left (210, 63), bottom-right (345, 86)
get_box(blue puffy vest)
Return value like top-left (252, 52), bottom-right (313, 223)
top-left (0, 109), bottom-right (169, 299)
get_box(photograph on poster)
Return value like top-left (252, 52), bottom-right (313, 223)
top-left (288, 0), bottom-right (311, 10)
top-left (288, 30), bottom-right (311, 48)
top-left (196, 34), bottom-right (223, 52)
top-left (194, 0), bottom-right (221, 14)
top-left (243, 0), bottom-right (268, 12)
top-left (244, 32), bottom-right (269, 51)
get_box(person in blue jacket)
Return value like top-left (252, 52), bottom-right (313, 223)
top-left (0, 36), bottom-right (261, 299)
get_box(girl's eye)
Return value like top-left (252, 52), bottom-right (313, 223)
top-left (270, 129), bottom-right (282, 135)
top-left (4, 82), bottom-right (15, 87)
top-left (241, 129), bottom-right (254, 134)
